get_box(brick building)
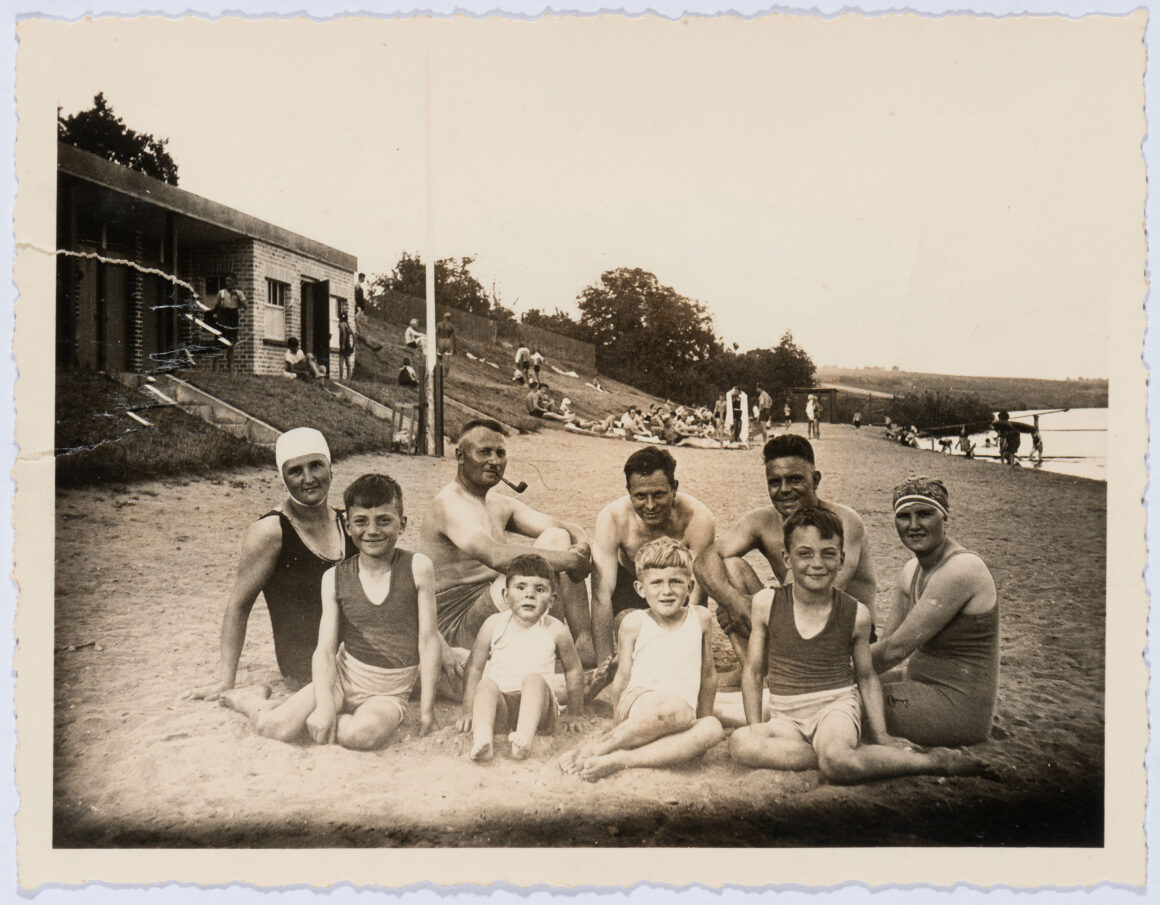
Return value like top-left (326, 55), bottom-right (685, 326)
top-left (56, 142), bottom-right (357, 376)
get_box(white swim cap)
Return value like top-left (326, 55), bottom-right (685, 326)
top-left (276, 427), bottom-right (331, 475)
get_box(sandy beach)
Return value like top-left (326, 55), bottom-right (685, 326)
top-left (52, 424), bottom-right (1105, 847)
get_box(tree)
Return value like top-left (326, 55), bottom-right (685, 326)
top-left (577, 268), bottom-right (722, 400)
top-left (58, 93), bottom-right (179, 185)
top-left (521, 307), bottom-right (592, 342)
top-left (764, 330), bottom-right (816, 398)
top-left (373, 252), bottom-right (515, 320)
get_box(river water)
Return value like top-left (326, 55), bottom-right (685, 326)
top-left (958, 407), bottom-right (1107, 481)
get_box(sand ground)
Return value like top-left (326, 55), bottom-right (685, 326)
top-left (53, 425), bottom-right (1105, 847)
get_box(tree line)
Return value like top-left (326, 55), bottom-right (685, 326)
top-left (375, 259), bottom-right (815, 406)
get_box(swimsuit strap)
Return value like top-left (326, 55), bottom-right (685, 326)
top-left (910, 548), bottom-right (982, 601)
top-left (263, 507), bottom-right (348, 563)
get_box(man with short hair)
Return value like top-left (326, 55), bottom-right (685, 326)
top-left (436, 312), bottom-right (457, 377)
top-left (591, 447), bottom-right (716, 659)
top-left (756, 386), bottom-right (773, 444)
top-left (420, 420), bottom-right (599, 681)
top-left (694, 434), bottom-right (877, 663)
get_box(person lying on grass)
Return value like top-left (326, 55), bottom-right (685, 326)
top-left (729, 506), bottom-right (983, 783)
top-left (560, 537), bottom-right (724, 782)
top-left (456, 554), bottom-right (586, 762)
top-left (221, 473), bottom-right (440, 749)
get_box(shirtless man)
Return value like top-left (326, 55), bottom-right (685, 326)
top-left (693, 433), bottom-right (878, 663)
top-left (420, 419), bottom-right (599, 680)
top-left (591, 448), bottom-right (716, 657)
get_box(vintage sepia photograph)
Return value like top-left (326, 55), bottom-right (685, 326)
top-left (10, 4), bottom-right (1149, 892)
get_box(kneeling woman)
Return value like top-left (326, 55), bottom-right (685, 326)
top-left (871, 476), bottom-right (999, 746)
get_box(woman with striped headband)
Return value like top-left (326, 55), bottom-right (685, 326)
top-left (871, 476), bottom-right (999, 747)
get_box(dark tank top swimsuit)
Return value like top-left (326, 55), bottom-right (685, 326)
top-left (260, 508), bottom-right (356, 685)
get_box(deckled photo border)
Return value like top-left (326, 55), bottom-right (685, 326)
top-left (4, 0), bottom-right (1154, 898)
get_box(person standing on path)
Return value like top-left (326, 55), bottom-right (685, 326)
top-left (212, 273), bottom-right (247, 373)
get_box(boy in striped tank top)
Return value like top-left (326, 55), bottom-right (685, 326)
top-left (730, 508), bottom-right (983, 782)
top-left (457, 554), bottom-right (587, 761)
top-left (560, 538), bottom-right (725, 782)
top-left (220, 474), bottom-right (441, 749)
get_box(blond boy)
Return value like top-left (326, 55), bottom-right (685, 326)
top-left (560, 538), bottom-right (724, 782)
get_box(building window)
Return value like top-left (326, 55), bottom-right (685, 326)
top-left (265, 278), bottom-right (290, 342)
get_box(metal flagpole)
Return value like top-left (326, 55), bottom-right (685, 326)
top-left (424, 54), bottom-right (437, 456)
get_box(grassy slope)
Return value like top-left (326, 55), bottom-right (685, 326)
top-left (184, 373), bottom-right (395, 460)
top-left (817, 366), bottom-right (1108, 410)
top-left (55, 370), bottom-right (271, 487)
top-left (350, 307), bottom-right (667, 439)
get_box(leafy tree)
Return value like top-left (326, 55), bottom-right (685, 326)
top-left (764, 330), bottom-right (816, 397)
top-left (373, 252), bottom-right (516, 320)
top-left (58, 92), bottom-right (179, 185)
top-left (521, 307), bottom-right (592, 342)
top-left (577, 268), bottom-right (721, 399)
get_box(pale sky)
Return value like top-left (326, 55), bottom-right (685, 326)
top-left (26, 11), bottom-right (1145, 379)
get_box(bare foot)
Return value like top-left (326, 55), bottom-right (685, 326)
top-left (508, 732), bottom-right (533, 761)
top-left (584, 656), bottom-right (617, 704)
top-left (579, 753), bottom-right (625, 783)
top-left (930, 747), bottom-right (986, 777)
top-left (469, 739), bottom-right (494, 763)
top-left (559, 743), bottom-right (595, 774)
top-left (219, 684), bottom-right (271, 719)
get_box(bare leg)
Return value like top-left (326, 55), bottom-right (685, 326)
top-left (470, 678), bottom-right (503, 762)
top-left (712, 687), bottom-right (770, 728)
top-left (581, 717), bottom-right (725, 782)
top-left (510, 674), bottom-right (550, 759)
top-left (813, 714), bottom-right (985, 785)
top-left (729, 720), bottom-right (818, 770)
top-left (534, 527), bottom-right (597, 667)
top-left (561, 692), bottom-right (693, 773)
top-left (337, 698), bottom-right (406, 750)
top-left (220, 682), bottom-right (326, 743)
top-left (218, 684), bottom-right (271, 721)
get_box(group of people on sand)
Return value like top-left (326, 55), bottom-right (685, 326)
top-left (189, 422), bottom-right (999, 784)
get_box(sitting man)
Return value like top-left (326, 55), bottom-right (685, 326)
top-left (591, 447), bottom-right (715, 661)
top-left (398, 357), bottom-right (419, 388)
top-left (283, 337), bottom-right (324, 382)
top-left (404, 318), bottom-right (425, 350)
top-left (694, 434), bottom-right (877, 667)
top-left (420, 420), bottom-right (601, 687)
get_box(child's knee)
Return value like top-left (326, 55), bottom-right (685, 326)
top-left (339, 717), bottom-right (399, 751)
top-left (654, 701), bottom-right (695, 733)
top-left (729, 726), bottom-right (757, 763)
top-left (698, 716), bottom-right (726, 746)
top-left (521, 673), bottom-right (549, 695)
top-left (817, 748), bottom-right (858, 784)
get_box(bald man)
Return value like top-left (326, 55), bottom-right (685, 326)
top-left (420, 419), bottom-right (599, 681)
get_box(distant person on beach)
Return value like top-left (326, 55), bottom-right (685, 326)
top-left (729, 507), bottom-right (982, 782)
top-left (436, 312), bottom-right (457, 376)
top-left (805, 394), bottom-right (820, 440)
top-left (457, 554), bottom-right (586, 762)
top-left (694, 434), bottom-right (878, 665)
top-left (993, 411), bottom-right (1021, 466)
top-left (186, 429), bottom-right (356, 700)
top-left (872, 476), bottom-right (999, 747)
top-left (783, 401), bottom-right (792, 431)
top-left (957, 426), bottom-right (975, 459)
top-left (725, 386), bottom-right (748, 444)
top-left (404, 319), bottom-right (425, 350)
top-left (531, 349), bottom-right (545, 386)
top-left (398, 357), bottom-right (419, 388)
top-left (219, 474), bottom-right (441, 748)
top-left (560, 538), bottom-right (724, 782)
top-left (852, 411), bottom-right (862, 430)
top-left (591, 448), bottom-right (716, 659)
top-left (420, 420), bottom-right (601, 689)
top-left (756, 386), bottom-right (773, 443)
